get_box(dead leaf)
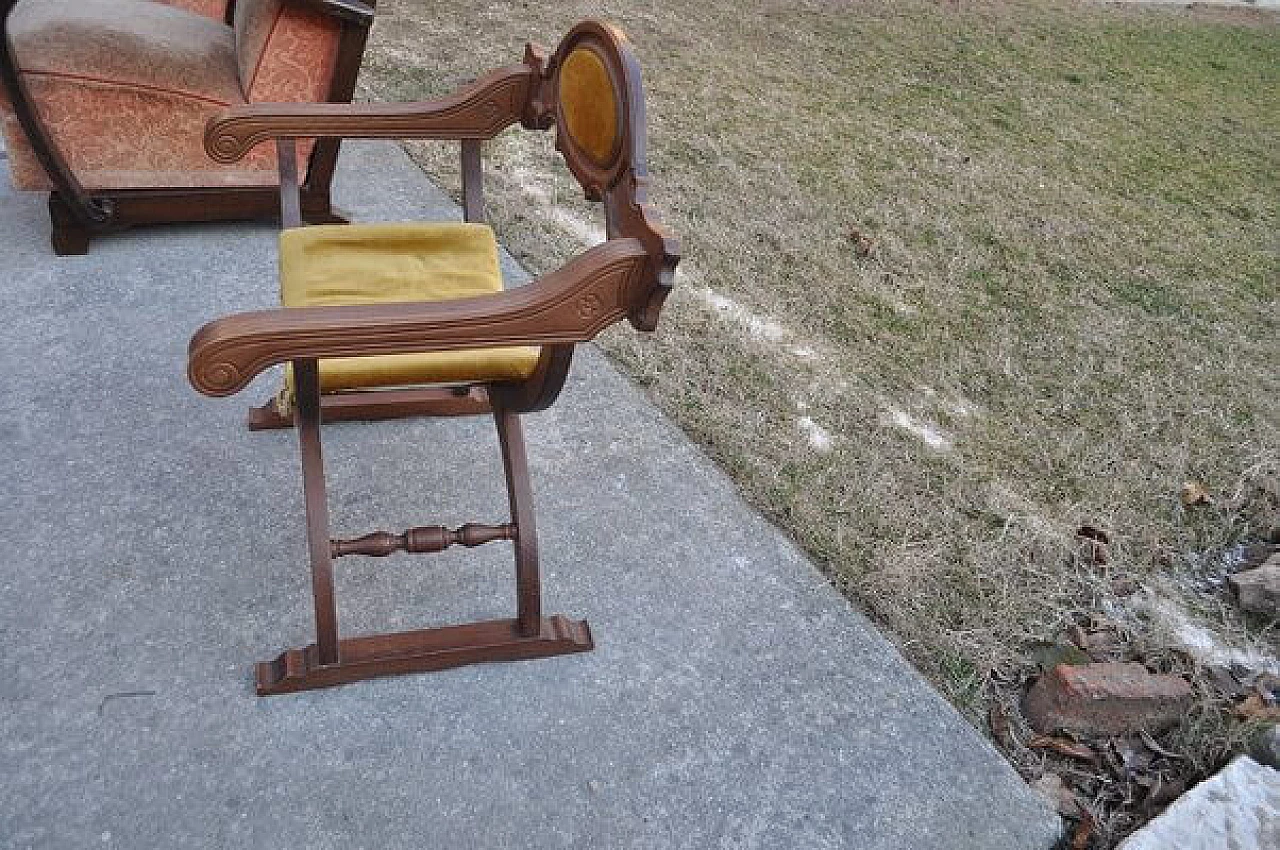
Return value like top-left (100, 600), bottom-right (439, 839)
top-left (1180, 481), bottom-right (1212, 507)
top-left (1032, 773), bottom-right (1082, 817)
top-left (1028, 734), bottom-right (1098, 763)
top-left (1071, 809), bottom-right (1096, 850)
top-left (847, 225), bottom-right (877, 258)
top-left (1110, 737), bottom-right (1153, 779)
top-left (1233, 692), bottom-right (1280, 721)
top-left (1028, 641), bottom-right (1090, 672)
top-left (1141, 775), bottom-right (1186, 812)
top-left (988, 702), bottom-right (1011, 746)
top-left (1076, 525), bottom-right (1111, 545)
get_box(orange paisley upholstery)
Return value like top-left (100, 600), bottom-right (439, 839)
top-left (0, 0), bottom-right (340, 191)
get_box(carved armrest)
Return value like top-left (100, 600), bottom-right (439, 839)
top-left (205, 64), bottom-right (535, 164)
top-left (189, 239), bottom-right (649, 396)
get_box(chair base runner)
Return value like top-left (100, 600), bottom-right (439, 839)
top-left (255, 615), bottom-right (593, 695)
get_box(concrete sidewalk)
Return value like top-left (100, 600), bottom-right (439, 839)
top-left (0, 142), bottom-right (1060, 849)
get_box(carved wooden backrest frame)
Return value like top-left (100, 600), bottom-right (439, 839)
top-left (523, 21), bottom-right (679, 331)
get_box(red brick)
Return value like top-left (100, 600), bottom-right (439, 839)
top-left (1022, 662), bottom-right (1192, 735)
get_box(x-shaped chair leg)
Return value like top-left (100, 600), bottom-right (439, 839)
top-left (252, 358), bottom-right (592, 695)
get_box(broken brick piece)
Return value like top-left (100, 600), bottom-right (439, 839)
top-left (1022, 662), bottom-right (1191, 735)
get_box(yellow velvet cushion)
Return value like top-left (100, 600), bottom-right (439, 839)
top-left (559, 46), bottom-right (618, 166)
top-left (279, 222), bottom-right (542, 395)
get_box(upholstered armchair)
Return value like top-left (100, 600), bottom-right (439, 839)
top-left (188, 21), bottom-right (680, 694)
top-left (0, 0), bottom-right (374, 254)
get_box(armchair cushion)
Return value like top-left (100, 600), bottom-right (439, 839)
top-left (1, 0), bottom-right (340, 191)
top-left (9, 0), bottom-right (239, 95)
top-left (279, 222), bottom-right (542, 394)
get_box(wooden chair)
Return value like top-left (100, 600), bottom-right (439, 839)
top-left (0, 0), bottom-right (374, 255)
top-left (188, 20), bottom-right (679, 695)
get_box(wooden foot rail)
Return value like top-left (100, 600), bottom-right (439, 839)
top-left (255, 615), bottom-right (592, 695)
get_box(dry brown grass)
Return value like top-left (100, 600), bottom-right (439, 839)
top-left (358, 1), bottom-right (1277, 842)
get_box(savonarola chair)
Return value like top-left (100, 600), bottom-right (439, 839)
top-left (0, 0), bottom-right (374, 255)
top-left (188, 20), bottom-right (679, 695)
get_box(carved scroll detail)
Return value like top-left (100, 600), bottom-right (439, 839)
top-left (331, 523), bottom-right (516, 558)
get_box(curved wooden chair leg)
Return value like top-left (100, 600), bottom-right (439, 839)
top-left (300, 185), bottom-right (350, 226)
top-left (495, 407), bottom-right (542, 637)
top-left (253, 377), bottom-right (591, 696)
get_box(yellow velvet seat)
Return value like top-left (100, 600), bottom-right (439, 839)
top-left (279, 222), bottom-right (542, 396)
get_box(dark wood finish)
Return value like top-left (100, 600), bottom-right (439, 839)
top-left (0, 0), bottom-right (375, 254)
top-left (0, 0), bottom-right (108, 231)
top-left (294, 358), bottom-right (340, 665)
top-left (276, 139), bottom-right (302, 229)
top-left (490, 345), bottom-right (576, 414)
top-left (246, 385), bottom-right (493, 430)
top-left (255, 616), bottom-right (592, 695)
top-left (331, 523), bottom-right (515, 558)
top-left (460, 139), bottom-right (486, 223)
top-left (495, 408), bottom-right (541, 637)
top-left (190, 20), bottom-right (680, 694)
top-left (294, 0), bottom-right (374, 223)
top-left (295, 0), bottom-right (374, 26)
top-left (47, 195), bottom-right (91, 255)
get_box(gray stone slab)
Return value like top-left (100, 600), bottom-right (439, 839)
top-left (1117, 757), bottom-right (1280, 850)
top-left (0, 142), bottom-right (1060, 849)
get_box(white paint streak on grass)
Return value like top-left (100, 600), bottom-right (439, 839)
top-left (698, 286), bottom-right (789, 343)
top-left (918, 386), bottom-right (978, 419)
top-left (505, 162), bottom-right (825, 362)
top-left (888, 407), bottom-right (953, 451)
top-left (547, 208), bottom-right (606, 247)
top-left (797, 416), bottom-right (834, 453)
top-left (503, 165), bottom-right (606, 247)
top-left (1145, 595), bottom-right (1280, 676)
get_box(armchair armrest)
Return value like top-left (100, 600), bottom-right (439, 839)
top-left (189, 239), bottom-right (649, 397)
top-left (204, 64), bottom-right (535, 163)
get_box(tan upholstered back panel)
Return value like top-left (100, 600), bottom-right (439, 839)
top-left (558, 47), bottom-right (619, 167)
